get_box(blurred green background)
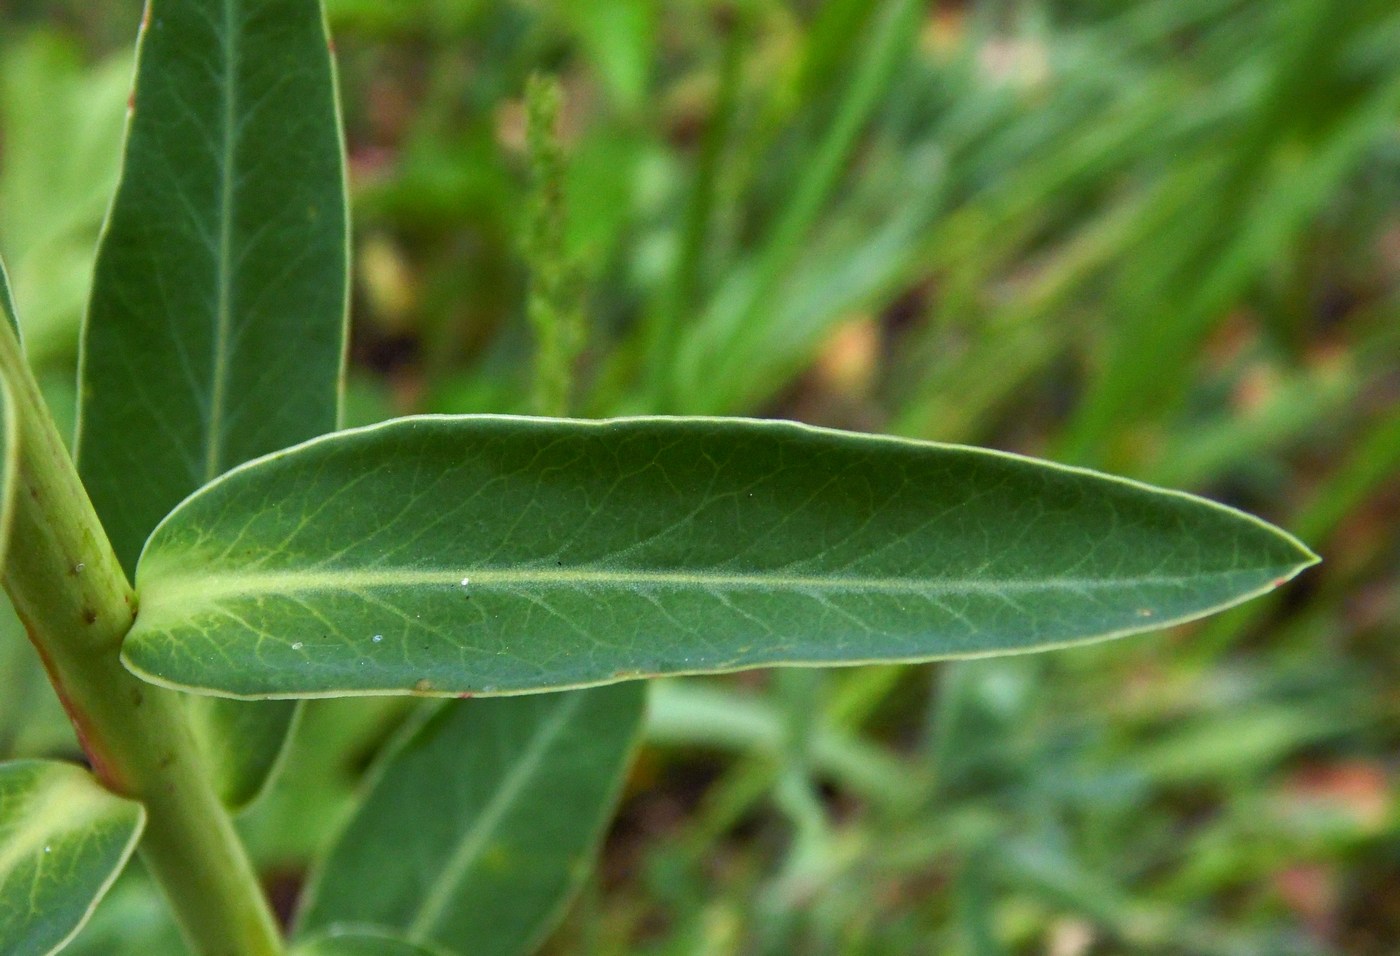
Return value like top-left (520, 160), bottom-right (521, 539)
top-left (1, 0), bottom-right (1397, 953)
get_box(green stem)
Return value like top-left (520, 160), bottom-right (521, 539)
top-left (0, 321), bottom-right (282, 956)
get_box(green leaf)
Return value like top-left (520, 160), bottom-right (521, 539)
top-left (291, 930), bottom-right (448, 956)
top-left (0, 265), bottom-right (18, 574)
top-left (297, 684), bottom-right (643, 955)
top-left (77, 0), bottom-right (349, 809)
top-left (0, 370), bottom-right (15, 576)
top-left (49, 862), bottom-right (185, 956)
top-left (123, 416), bottom-right (1317, 698)
top-left (182, 694), bottom-right (300, 812)
top-left (0, 254), bottom-right (20, 340)
top-left (0, 760), bottom-right (145, 956)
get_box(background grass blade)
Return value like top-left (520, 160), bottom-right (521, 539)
top-left (0, 375), bottom-right (14, 577)
top-left (122, 415), bottom-right (1315, 699)
top-left (0, 272), bottom-right (17, 572)
top-left (0, 254), bottom-right (19, 341)
top-left (75, 0), bottom-right (349, 810)
top-left (0, 760), bottom-right (145, 956)
top-left (297, 683), bottom-right (644, 956)
top-left (0, 34), bottom-right (128, 366)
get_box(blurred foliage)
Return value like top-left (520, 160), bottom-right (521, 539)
top-left (1, 0), bottom-right (1397, 953)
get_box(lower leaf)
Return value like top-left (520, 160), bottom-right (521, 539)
top-left (186, 698), bottom-right (300, 813)
top-left (0, 760), bottom-right (145, 956)
top-left (292, 930), bottom-right (450, 956)
top-left (296, 683), bottom-right (646, 956)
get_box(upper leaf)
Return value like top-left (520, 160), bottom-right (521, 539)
top-left (78, 0), bottom-right (348, 561)
top-left (76, 0), bottom-right (349, 809)
top-left (122, 416), bottom-right (1316, 698)
top-left (0, 760), bottom-right (145, 956)
top-left (296, 685), bottom-right (645, 955)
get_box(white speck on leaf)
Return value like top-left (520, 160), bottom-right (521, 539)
top-left (372, 634), bottom-right (383, 643)
top-left (291, 642), bottom-right (304, 650)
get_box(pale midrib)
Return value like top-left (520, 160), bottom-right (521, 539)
top-left (406, 695), bottom-right (582, 939)
top-left (140, 564), bottom-right (1236, 616)
top-left (203, 0), bottom-right (240, 482)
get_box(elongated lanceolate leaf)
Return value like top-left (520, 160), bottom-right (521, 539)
top-left (0, 760), bottom-right (145, 956)
top-left (123, 416), bottom-right (1317, 698)
top-left (297, 684), bottom-right (644, 955)
top-left (77, 0), bottom-right (349, 809)
top-left (292, 930), bottom-right (449, 956)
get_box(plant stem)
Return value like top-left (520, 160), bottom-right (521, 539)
top-left (0, 321), bottom-right (282, 956)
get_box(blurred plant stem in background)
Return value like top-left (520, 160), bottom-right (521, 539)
top-left (524, 72), bottom-right (587, 418)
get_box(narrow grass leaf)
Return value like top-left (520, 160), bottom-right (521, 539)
top-left (0, 270), bottom-right (20, 574)
top-left (0, 375), bottom-right (14, 577)
top-left (297, 683), bottom-right (644, 955)
top-left (0, 760), bottom-right (145, 956)
top-left (123, 416), bottom-right (1316, 698)
top-left (76, 0), bottom-right (349, 809)
top-left (0, 255), bottom-right (19, 340)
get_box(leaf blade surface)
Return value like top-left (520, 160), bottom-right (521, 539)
top-left (124, 416), bottom-right (1317, 697)
top-left (291, 930), bottom-right (448, 956)
top-left (0, 760), bottom-right (145, 956)
top-left (77, 0), bottom-right (349, 808)
top-left (296, 684), bottom-right (645, 955)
